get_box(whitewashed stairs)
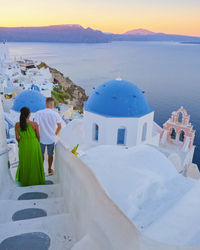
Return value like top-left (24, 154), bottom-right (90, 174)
top-left (0, 174), bottom-right (76, 250)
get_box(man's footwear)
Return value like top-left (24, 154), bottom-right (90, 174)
top-left (48, 168), bottom-right (54, 176)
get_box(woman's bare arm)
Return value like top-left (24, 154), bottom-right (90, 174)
top-left (15, 123), bottom-right (20, 143)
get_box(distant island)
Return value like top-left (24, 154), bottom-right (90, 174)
top-left (0, 24), bottom-right (200, 44)
top-left (0, 25), bottom-right (108, 43)
top-left (181, 41), bottom-right (200, 45)
top-left (123, 28), bottom-right (155, 35)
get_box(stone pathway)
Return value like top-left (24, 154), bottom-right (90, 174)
top-left (0, 165), bottom-right (76, 249)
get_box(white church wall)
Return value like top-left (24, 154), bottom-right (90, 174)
top-left (151, 133), bottom-right (160, 146)
top-left (84, 111), bottom-right (140, 146)
top-left (183, 147), bottom-right (197, 177)
top-left (153, 122), bottom-right (163, 134)
top-left (137, 112), bottom-right (154, 145)
top-left (84, 111), bottom-right (154, 147)
top-left (106, 116), bottom-right (139, 146)
top-left (151, 122), bottom-right (162, 146)
top-left (84, 111), bottom-right (108, 145)
top-left (55, 140), bottom-right (200, 250)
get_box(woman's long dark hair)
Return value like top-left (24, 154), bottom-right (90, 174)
top-left (20, 107), bottom-right (30, 131)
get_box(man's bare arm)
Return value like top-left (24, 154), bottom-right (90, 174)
top-left (55, 123), bottom-right (61, 136)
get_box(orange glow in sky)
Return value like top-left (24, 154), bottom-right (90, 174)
top-left (0, 0), bottom-right (199, 36)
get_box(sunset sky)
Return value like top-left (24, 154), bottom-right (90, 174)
top-left (0, 0), bottom-right (199, 36)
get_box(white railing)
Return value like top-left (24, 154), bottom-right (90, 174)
top-left (55, 141), bottom-right (200, 250)
top-left (153, 121), bottom-right (162, 134)
top-left (55, 141), bottom-right (139, 249)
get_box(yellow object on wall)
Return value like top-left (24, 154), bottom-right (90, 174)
top-left (71, 144), bottom-right (79, 156)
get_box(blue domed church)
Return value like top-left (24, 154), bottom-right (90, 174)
top-left (84, 79), bottom-right (158, 147)
top-left (12, 90), bottom-right (45, 113)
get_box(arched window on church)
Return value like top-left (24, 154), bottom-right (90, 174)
top-left (179, 130), bottom-right (185, 142)
top-left (117, 127), bottom-right (126, 145)
top-left (93, 124), bottom-right (99, 141)
top-left (142, 123), bottom-right (147, 142)
top-left (171, 128), bottom-right (176, 140)
top-left (178, 112), bottom-right (183, 123)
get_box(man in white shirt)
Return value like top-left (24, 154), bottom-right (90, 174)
top-left (35, 97), bottom-right (61, 175)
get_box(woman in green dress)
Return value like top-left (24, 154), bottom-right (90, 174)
top-left (15, 107), bottom-right (45, 186)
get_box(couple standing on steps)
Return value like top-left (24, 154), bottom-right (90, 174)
top-left (15, 97), bottom-right (62, 187)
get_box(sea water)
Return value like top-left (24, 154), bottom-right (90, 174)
top-left (8, 41), bottom-right (200, 165)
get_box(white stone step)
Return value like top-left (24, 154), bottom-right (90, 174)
top-left (0, 197), bottom-right (65, 224)
top-left (0, 213), bottom-right (76, 250)
top-left (9, 167), bottom-right (58, 184)
top-left (71, 234), bottom-right (101, 250)
top-left (46, 174), bottom-right (58, 184)
top-left (6, 183), bottom-right (62, 200)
